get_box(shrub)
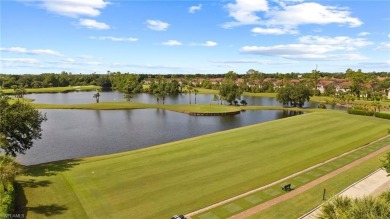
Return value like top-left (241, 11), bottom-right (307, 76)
top-left (374, 112), bottom-right (390, 120)
top-left (318, 103), bottom-right (327, 109)
top-left (0, 183), bottom-right (15, 215)
top-left (347, 109), bottom-right (374, 116)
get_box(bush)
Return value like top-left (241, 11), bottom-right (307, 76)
top-left (374, 112), bottom-right (390, 120)
top-left (318, 103), bottom-right (327, 109)
top-left (347, 109), bottom-right (374, 116)
top-left (0, 183), bottom-right (15, 215)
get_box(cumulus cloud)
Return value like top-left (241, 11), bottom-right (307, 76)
top-left (162, 40), bottom-right (182, 46)
top-left (223, 0), bottom-right (268, 28)
top-left (0, 47), bottom-right (62, 56)
top-left (147, 20), bottom-right (169, 31)
top-left (79, 19), bottom-right (110, 29)
top-left (266, 3), bottom-right (362, 28)
top-left (223, 0), bottom-right (362, 34)
top-left (89, 36), bottom-right (138, 42)
top-left (189, 4), bottom-right (202, 13)
top-left (40, 0), bottom-right (110, 18)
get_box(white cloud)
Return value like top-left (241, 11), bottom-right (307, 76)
top-left (240, 35), bottom-right (372, 60)
top-left (90, 36), bottom-right (138, 42)
top-left (0, 47), bottom-right (62, 56)
top-left (1, 58), bottom-right (40, 64)
top-left (189, 4), bottom-right (202, 13)
top-left (358, 32), bottom-right (370, 37)
top-left (252, 27), bottom-right (297, 35)
top-left (162, 40), bottom-right (182, 46)
top-left (266, 3), bottom-right (362, 28)
top-left (223, 0), bottom-right (268, 28)
top-left (192, 41), bottom-right (218, 47)
top-left (79, 19), bottom-right (110, 29)
top-left (202, 41), bottom-right (218, 47)
top-left (298, 36), bottom-right (373, 49)
top-left (146, 20), bottom-right (169, 31)
top-left (223, 1), bottom-right (362, 34)
top-left (376, 42), bottom-right (390, 51)
top-left (40, 0), bottom-right (110, 18)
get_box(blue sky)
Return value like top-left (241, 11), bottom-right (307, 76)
top-left (1, 0), bottom-right (389, 75)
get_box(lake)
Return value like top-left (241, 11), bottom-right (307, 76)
top-left (17, 91), bottom-right (340, 165)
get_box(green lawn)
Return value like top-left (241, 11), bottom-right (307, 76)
top-left (15, 111), bottom-right (390, 218)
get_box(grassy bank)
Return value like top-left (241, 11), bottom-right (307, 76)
top-left (15, 111), bottom-right (389, 218)
top-left (1, 85), bottom-right (100, 94)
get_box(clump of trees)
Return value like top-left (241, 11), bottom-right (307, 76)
top-left (148, 76), bottom-right (180, 104)
top-left (219, 71), bottom-right (243, 105)
top-left (276, 83), bottom-right (312, 107)
top-left (319, 191), bottom-right (390, 219)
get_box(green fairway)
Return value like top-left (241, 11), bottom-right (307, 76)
top-left (15, 111), bottom-right (390, 218)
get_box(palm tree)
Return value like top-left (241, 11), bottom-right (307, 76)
top-left (194, 89), bottom-right (199, 104)
top-left (0, 154), bottom-right (23, 191)
top-left (93, 90), bottom-right (100, 103)
top-left (187, 85), bottom-right (193, 104)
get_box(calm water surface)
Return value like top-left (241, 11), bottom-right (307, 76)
top-left (17, 109), bottom-right (301, 165)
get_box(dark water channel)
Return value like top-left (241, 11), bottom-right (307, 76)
top-left (17, 91), bottom-right (341, 165)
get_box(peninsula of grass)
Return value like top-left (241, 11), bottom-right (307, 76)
top-left (1, 85), bottom-right (100, 94)
top-left (15, 111), bottom-right (389, 219)
top-left (31, 102), bottom-right (243, 114)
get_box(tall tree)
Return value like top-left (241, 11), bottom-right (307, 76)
top-left (0, 95), bottom-right (47, 156)
top-left (219, 71), bottom-right (243, 105)
top-left (194, 88), bottom-right (199, 104)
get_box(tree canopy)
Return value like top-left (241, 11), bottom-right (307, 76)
top-left (276, 83), bottom-right (312, 107)
top-left (0, 95), bottom-right (47, 156)
top-left (219, 71), bottom-right (243, 105)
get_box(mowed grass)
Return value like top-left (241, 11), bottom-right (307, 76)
top-left (15, 111), bottom-right (390, 218)
top-left (32, 102), bottom-right (242, 114)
